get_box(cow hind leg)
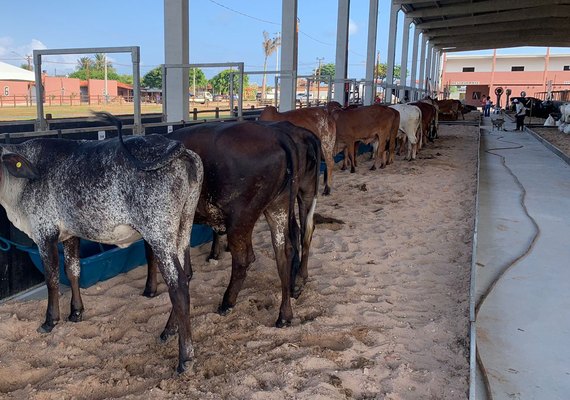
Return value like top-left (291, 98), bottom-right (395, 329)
top-left (322, 152), bottom-right (334, 196)
top-left (37, 235), bottom-right (62, 333)
top-left (149, 243), bottom-right (194, 373)
top-left (218, 227), bottom-right (256, 315)
top-left (264, 201), bottom-right (296, 327)
top-left (63, 237), bottom-right (84, 322)
top-left (143, 240), bottom-right (158, 298)
top-left (294, 194), bottom-right (317, 299)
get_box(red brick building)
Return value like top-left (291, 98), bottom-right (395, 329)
top-left (440, 51), bottom-right (570, 107)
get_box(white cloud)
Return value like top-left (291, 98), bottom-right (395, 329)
top-left (349, 19), bottom-right (358, 35)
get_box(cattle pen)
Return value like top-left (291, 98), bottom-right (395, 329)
top-left (0, 118), bottom-right (479, 398)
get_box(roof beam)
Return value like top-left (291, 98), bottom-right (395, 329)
top-left (445, 40), bottom-right (570, 52)
top-left (424, 17), bottom-right (566, 38)
top-left (393, 0), bottom-right (439, 5)
top-left (415, 5), bottom-right (570, 30)
top-left (430, 30), bottom-right (570, 46)
top-left (406, 0), bottom-right (563, 18)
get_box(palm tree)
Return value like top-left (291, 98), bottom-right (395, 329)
top-left (76, 57), bottom-right (94, 71)
top-left (94, 53), bottom-right (109, 71)
top-left (261, 31), bottom-right (281, 101)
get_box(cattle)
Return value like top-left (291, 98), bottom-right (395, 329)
top-left (329, 104), bottom-right (399, 173)
top-left (259, 105), bottom-right (335, 195)
top-left (436, 99), bottom-right (462, 121)
top-left (144, 120), bottom-right (321, 333)
top-left (409, 101), bottom-right (438, 148)
top-left (389, 104), bottom-right (422, 161)
top-left (0, 112), bottom-right (203, 373)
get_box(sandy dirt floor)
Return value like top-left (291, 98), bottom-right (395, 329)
top-left (0, 124), bottom-right (479, 400)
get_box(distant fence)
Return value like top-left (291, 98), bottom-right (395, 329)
top-left (0, 95), bottom-right (163, 108)
top-left (534, 90), bottom-right (570, 102)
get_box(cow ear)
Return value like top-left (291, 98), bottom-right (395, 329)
top-left (1, 152), bottom-right (40, 180)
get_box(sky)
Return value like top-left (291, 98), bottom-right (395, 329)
top-left (1, 0), bottom-right (568, 86)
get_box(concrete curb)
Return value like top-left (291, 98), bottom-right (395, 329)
top-left (525, 126), bottom-right (570, 167)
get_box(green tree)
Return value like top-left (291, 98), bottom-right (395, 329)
top-left (261, 31), bottom-right (280, 100)
top-left (141, 67), bottom-right (207, 90)
top-left (189, 68), bottom-right (208, 93)
top-left (142, 67), bottom-right (162, 88)
top-left (76, 57), bottom-right (94, 71)
top-left (209, 69), bottom-right (250, 95)
top-left (314, 62), bottom-right (335, 82)
top-left (376, 63), bottom-right (402, 81)
top-left (93, 53), bottom-right (116, 74)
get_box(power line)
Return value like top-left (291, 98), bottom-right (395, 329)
top-left (208, 0), bottom-right (278, 26)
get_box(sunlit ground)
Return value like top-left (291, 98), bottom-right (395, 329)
top-left (0, 101), bottom-right (259, 122)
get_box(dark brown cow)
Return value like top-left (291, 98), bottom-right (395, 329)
top-left (145, 121), bottom-right (321, 333)
top-left (330, 104), bottom-right (399, 173)
top-left (259, 105), bottom-right (335, 195)
top-left (436, 99), bottom-right (462, 121)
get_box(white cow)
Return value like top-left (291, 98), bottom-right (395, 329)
top-left (389, 104), bottom-right (423, 161)
top-left (557, 103), bottom-right (570, 133)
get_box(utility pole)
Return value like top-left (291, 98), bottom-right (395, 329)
top-left (316, 57), bottom-right (324, 104)
top-left (104, 53), bottom-right (108, 104)
top-left (374, 51), bottom-right (380, 102)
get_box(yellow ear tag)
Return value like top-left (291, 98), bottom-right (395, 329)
top-left (16, 162), bottom-right (22, 168)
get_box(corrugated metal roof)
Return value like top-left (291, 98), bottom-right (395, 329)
top-left (398, 0), bottom-right (570, 52)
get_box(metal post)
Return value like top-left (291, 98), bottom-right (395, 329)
top-left (131, 46), bottom-right (142, 134)
top-left (237, 63), bottom-right (244, 120)
top-left (279, 0), bottom-right (298, 111)
top-left (161, 64), bottom-right (167, 122)
top-left (33, 52), bottom-right (46, 131)
top-left (399, 16), bottom-right (412, 102)
top-left (410, 25), bottom-right (420, 101)
top-left (385, 3), bottom-right (399, 104)
top-left (364, 0), bottom-right (379, 105)
top-left (334, 0), bottom-right (350, 105)
top-left (425, 42), bottom-right (433, 93)
top-left (418, 34), bottom-right (427, 98)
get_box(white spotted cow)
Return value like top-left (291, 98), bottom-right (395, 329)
top-left (0, 112), bottom-right (203, 373)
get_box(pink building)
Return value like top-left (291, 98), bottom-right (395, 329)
top-left (440, 51), bottom-right (570, 107)
top-left (1, 74), bottom-right (131, 105)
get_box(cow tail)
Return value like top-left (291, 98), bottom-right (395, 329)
top-left (277, 136), bottom-right (302, 294)
top-left (93, 111), bottom-right (161, 171)
top-left (93, 111), bottom-right (137, 164)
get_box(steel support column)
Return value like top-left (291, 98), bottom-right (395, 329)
top-left (425, 42), bottom-right (433, 92)
top-left (418, 34), bottom-right (427, 98)
top-left (385, 3), bottom-right (399, 103)
top-left (164, 0), bottom-right (189, 123)
top-left (364, 0), bottom-right (379, 105)
top-left (399, 16), bottom-right (412, 102)
top-left (279, 0), bottom-right (298, 111)
top-left (410, 25), bottom-right (420, 100)
top-left (334, 0), bottom-right (350, 105)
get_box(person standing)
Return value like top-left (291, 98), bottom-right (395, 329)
top-left (484, 97), bottom-right (492, 117)
top-left (513, 99), bottom-right (527, 131)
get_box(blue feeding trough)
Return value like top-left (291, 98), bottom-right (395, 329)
top-left (0, 224), bottom-right (213, 289)
top-left (320, 143), bottom-right (374, 173)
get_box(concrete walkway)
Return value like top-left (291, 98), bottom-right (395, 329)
top-left (474, 116), bottom-right (570, 399)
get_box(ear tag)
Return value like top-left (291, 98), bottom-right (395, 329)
top-left (16, 162), bottom-right (22, 168)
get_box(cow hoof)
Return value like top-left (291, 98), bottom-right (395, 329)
top-left (217, 304), bottom-right (233, 316)
top-left (177, 359), bottom-right (194, 374)
top-left (68, 310), bottom-right (83, 323)
top-left (142, 288), bottom-right (157, 298)
top-left (322, 186), bottom-right (331, 196)
top-left (350, 168), bottom-right (356, 173)
top-left (37, 322), bottom-right (55, 334)
top-left (160, 328), bottom-right (177, 343)
top-left (206, 254), bottom-right (220, 262)
top-left (369, 165), bottom-right (376, 171)
top-left (275, 318), bottom-right (292, 328)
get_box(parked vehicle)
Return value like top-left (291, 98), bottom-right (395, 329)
top-left (189, 91), bottom-right (213, 103)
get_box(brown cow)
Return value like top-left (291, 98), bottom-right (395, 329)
top-left (330, 104), bottom-right (399, 173)
top-left (436, 99), bottom-right (463, 121)
top-left (259, 105), bottom-right (336, 195)
top-left (410, 101), bottom-right (438, 148)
